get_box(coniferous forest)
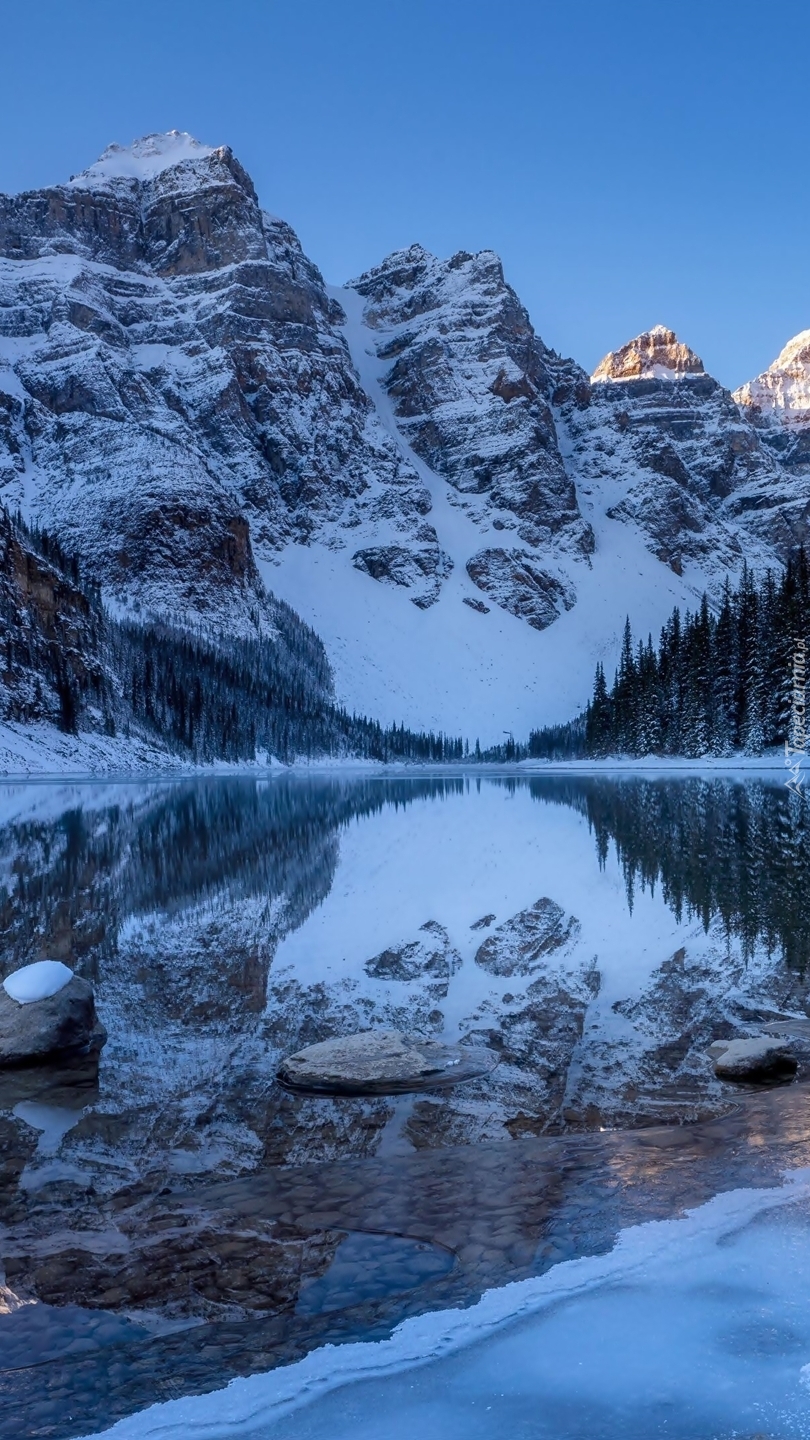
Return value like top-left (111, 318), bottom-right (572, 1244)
top-left (1, 507), bottom-right (467, 765)
top-left (7, 497), bottom-right (810, 766)
top-left (529, 552), bottom-right (810, 760)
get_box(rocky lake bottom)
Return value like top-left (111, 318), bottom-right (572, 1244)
top-left (2, 772), bottom-right (810, 1439)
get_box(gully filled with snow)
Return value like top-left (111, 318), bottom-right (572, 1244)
top-left (1, 773), bottom-right (810, 1438)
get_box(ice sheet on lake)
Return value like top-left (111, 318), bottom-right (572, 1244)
top-left (80, 1169), bottom-right (810, 1439)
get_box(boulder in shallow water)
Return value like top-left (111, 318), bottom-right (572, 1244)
top-left (0, 966), bottom-right (106, 1068)
top-left (712, 1036), bottom-right (797, 1082)
top-left (277, 1028), bottom-right (498, 1096)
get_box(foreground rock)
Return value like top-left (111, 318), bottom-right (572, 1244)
top-left (712, 1036), bottom-right (798, 1082)
top-left (277, 1028), bottom-right (498, 1095)
top-left (0, 970), bottom-right (106, 1067)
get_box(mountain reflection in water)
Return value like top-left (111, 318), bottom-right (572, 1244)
top-left (0, 773), bottom-right (809, 1440)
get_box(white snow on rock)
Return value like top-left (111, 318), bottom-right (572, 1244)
top-left (734, 329), bottom-right (810, 426)
top-left (712, 1033), bottom-right (797, 1079)
top-left (265, 286), bottom-right (697, 740)
top-left (3, 960), bottom-right (73, 1005)
top-left (3, 136), bottom-right (810, 756)
top-left (591, 325), bottom-right (705, 382)
top-left (68, 132), bottom-right (216, 186)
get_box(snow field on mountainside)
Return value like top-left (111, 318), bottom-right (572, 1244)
top-left (263, 290), bottom-right (700, 743)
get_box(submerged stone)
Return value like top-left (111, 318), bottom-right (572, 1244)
top-left (277, 1028), bottom-right (498, 1096)
top-left (712, 1036), bottom-right (798, 1083)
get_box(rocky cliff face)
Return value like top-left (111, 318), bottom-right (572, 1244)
top-left (734, 330), bottom-right (810, 427)
top-left (341, 244), bottom-right (593, 630)
top-left (349, 245), bottom-right (592, 555)
top-left (547, 327), bottom-right (810, 577)
top-left (591, 325), bottom-right (705, 382)
top-left (733, 330), bottom-right (810, 475)
top-left (0, 133), bottom-right (427, 632)
top-left (4, 132), bottom-right (810, 741)
top-left (0, 506), bottom-right (109, 730)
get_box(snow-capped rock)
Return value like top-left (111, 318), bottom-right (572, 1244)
top-left (0, 972), bottom-right (105, 1066)
top-left (348, 244), bottom-right (593, 559)
top-left (734, 330), bottom-right (810, 427)
top-left (0, 135), bottom-right (428, 633)
top-left (733, 333), bottom-right (810, 477)
top-left (592, 325), bottom-right (705, 382)
top-left (4, 134), bottom-right (810, 744)
top-left (68, 130), bottom-right (216, 186)
top-left (712, 1035), bottom-right (798, 1081)
top-left (555, 328), bottom-right (810, 577)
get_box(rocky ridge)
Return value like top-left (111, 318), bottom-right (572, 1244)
top-left (733, 330), bottom-right (810, 476)
top-left (546, 326), bottom-right (810, 578)
top-left (3, 133), bottom-right (810, 739)
top-left (592, 324), bottom-right (705, 381)
top-left (0, 132), bottom-right (429, 632)
top-left (734, 330), bottom-right (810, 427)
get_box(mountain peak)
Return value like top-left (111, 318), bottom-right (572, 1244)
top-left (592, 325), bottom-right (705, 383)
top-left (68, 131), bottom-right (216, 187)
top-left (734, 329), bottom-right (810, 426)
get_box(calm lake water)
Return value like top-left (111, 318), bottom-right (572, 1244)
top-left (2, 773), bottom-right (810, 1439)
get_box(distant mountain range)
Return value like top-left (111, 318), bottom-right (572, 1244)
top-left (1, 130), bottom-right (808, 752)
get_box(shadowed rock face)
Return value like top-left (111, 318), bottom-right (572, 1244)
top-left (0, 138), bottom-right (429, 631)
top-left (474, 898), bottom-right (580, 977)
top-left (0, 506), bottom-right (109, 727)
top-left (352, 539), bottom-right (453, 609)
top-left (0, 976), bottom-right (105, 1066)
top-left (348, 244), bottom-right (594, 558)
top-left (466, 548), bottom-right (575, 630)
top-left (364, 922), bottom-right (461, 993)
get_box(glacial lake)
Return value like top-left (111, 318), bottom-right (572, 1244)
top-left (2, 773), bottom-right (810, 1439)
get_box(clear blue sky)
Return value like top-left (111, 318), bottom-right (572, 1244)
top-left (2, 0), bottom-right (807, 389)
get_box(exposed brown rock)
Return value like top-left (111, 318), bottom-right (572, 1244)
top-left (592, 325), bottom-right (705, 382)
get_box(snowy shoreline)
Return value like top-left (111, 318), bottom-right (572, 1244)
top-left (0, 741), bottom-right (796, 785)
top-left (79, 1171), bottom-right (810, 1440)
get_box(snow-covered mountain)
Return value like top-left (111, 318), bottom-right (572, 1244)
top-left (569, 325), bottom-right (810, 577)
top-left (1, 132), bottom-right (809, 744)
top-left (734, 330), bottom-right (810, 427)
top-left (733, 331), bottom-right (810, 476)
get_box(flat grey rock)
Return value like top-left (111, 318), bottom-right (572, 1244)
top-left (713, 1035), bottom-right (797, 1082)
top-left (0, 975), bottom-right (106, 1068)
top-left (277, 1029), bottom-right (498, 1096)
